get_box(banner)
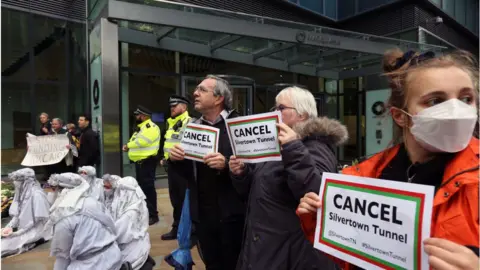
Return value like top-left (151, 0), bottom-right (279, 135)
top-left (226, 111), bottom-right (282, 163)
top-left (314, 173), bottom-right (434, 270)
top-left (21, 135), bottom-right (70, 166)
top-left (180, 123), bottom-right (220, 162)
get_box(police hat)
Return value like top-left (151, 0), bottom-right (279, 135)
top-left (169, 95), bottom-right (190, 106)
top-left (133, 105), bottom-right (152, 116)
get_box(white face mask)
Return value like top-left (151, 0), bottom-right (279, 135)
top-left (406, 99), bottom-right (478, 153)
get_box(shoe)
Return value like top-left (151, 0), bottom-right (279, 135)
top-left (161, 229), bottom-right (178, 240)
top-left (149, 217), bottom-right (159, 226)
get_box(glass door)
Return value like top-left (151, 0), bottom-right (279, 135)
top-left (181, 75), bottom-right (254, 116)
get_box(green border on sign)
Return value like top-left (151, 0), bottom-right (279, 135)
top-left (321, 182), bottom-right (421, 270)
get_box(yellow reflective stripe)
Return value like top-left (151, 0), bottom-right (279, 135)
top-left (129, 146), bottom-right (159, 152)
top-left (136, 133), bottom-right (160, 144)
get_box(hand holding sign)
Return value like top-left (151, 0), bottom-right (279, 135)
top-left (298, 192), bottom-right (322, 214)
top-left (204, 153), bottom-right (226, 170)
top-left (277, 123), bottom-right (300, 146)
top-left (169, 144), bottom-right (185, 161)
top-left (424, 238), bottom-right (479, 270)
top-left (229, 155), bottom-right (245, 175)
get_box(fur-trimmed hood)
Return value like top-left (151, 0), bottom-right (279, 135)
top-left (293, 117), bottom-right (349, 146)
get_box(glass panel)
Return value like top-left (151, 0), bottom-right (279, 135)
top-left (455, 0), bottom-right (467, 25)
top-left (254, 86), bottom-right (268, 114)
top-left (68, 23), bottom-right (88, 121)
top-left (338, 0), bottom-right (355, 19)
top-left (430, 0), bottom-right (441, 6)
top-left (34, 84), bottom-right (67, 130)
top-left (123, 73), bottom-right (178, 177)
top-left (299, 0), bottom-right (323, 14)
top-left (176, 28), bottom-right (225, 45)
top-left (465, 0), bottom-right (476, 33)
top-left (442, 0), bottom-right (455, 16)
top-left (33, 14), bottom-right (66, 81)
top-left (325, 0), bottom-right (337, 19)
top-left (231, 87), bottom-right (250, 116)
top-left (298, 74), bottom-right (319, 92)
top-left (224, 37), bottom-right (270, 54)
top-left (126, 43), bottom-right (177, 73)
top-left (2, 9), bottom-right (31, 81)
top-left (1, 82), bottom-right (32, 175)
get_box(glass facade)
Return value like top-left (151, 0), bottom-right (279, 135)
top-left (430, 0), bottom-right (479, 35)
top-left (1, 8), bottom-right (88, 175)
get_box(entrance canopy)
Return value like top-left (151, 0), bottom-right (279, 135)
top-left (108, 0), bottom-right (447, 79)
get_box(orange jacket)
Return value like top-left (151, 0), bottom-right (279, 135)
top-left (297, 137), bottom-right (480, 270)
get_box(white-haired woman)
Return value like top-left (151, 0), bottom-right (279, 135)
top-left (229, 86), bottom-right (348, 270)
top-left (78, 166), bottom-right (105, 202)
top-left (1, 168), bottom-right (51, 257)
top-left (111, 176), bottom-right (155, 270)
top-left (49, 173), bottom-right (123, 270)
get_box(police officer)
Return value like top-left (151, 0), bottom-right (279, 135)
top-left (160, 95), bottom-right (191, 240)
top-left (122, 105), bottom-right (160, 225)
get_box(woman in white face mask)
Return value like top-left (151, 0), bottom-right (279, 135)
top-left (297, 49), bottom-right (479, 270)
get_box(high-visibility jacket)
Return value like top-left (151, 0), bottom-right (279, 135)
top-left (127, 119), bottom-right (161, 162)
top-left (163, 111), bottom-right (190, 160)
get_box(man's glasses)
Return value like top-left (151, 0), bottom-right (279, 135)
top-left (270, 104), bottom-right (296, 112)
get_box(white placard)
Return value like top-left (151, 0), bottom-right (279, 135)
top-left (180, 123), bottom-right (220, 162)
top-left (314, 173), bottom-right (434, 270)
top-left (21, 134), bottom-right (70, 166)
top-left (225, 111), bottom-right (282, 163)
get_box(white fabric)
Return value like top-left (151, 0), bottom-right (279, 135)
top-left (2, 168), bottom-right (52, 257)
top-left (102, 174), bottom-right (121, 214)
top-left (51, 197), bottom-right (122, 270)
top-left (409, 99), bottom-right (478, 153)
top-left (78, 166), bottom-right (105, 203)
top-left (111, 176), bottom-right (150, 270)
top-left (48, 173), bottom-right (90, 225)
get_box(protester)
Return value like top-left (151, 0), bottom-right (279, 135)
top-left (1, 168), bottom-right (52, 257)
top-left (39, 112), bottom-right (52, 135)
top-left (77, 114), bottom-right (100, 167)
top-left (103, 174), bottom-right (122, 213)
top-left (78, 166), bottom-right (105, 202)
top-left (111, 176), bottom-right (155, 270)
top-left (169, 75), bottom-right (245, 270)
top-left (48, 173), bottom-right (123, 270)
top-left (228, 86), bottom-right (347, 270)
top-left (66, 123), bottom-right (81, 150)
top-left (297, 49), bottom-right (479, 270)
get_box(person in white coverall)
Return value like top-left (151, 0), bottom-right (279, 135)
top-left (110, 176), bottom-right (156, 270)
top-left (48, 172), bottom-right (123, 270)
top-left (1, 168), bottom-right (52, 257)
top-left (78, 166), bottom-right (105, 202)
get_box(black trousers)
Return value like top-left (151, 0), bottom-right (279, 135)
top-left (135, 156), bottom-right (158, 219)
top-left (167, 164), bottom-right (187, 228)
top-left (196, 212), bottom-right (244, 270)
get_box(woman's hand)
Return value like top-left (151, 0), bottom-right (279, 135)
top-left (1, 227), bottom-right (13, 237)
top-left (229, 155), bottom-right (245, 175)
top-left (169, 144), bottom-right (185, 161)
top-left (424, 238), bottom-right (479, 270)
top-left (276, 123), bottom-right (300, 146)
top-left (297, 192), bottom-right (322, 214)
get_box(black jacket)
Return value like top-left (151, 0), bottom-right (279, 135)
top-left (232, 117), bottom-right (348, 270)
top-left (169, 110), bottom-right (246, 223)
top-left (78, 126), bottom-right (100, 167)
top-left (39, 122), bottom-right (52, 135)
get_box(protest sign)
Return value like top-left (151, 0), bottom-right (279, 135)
top-left (180, 123), bottom-right (219, 162)
top-left (21, 134), bottom-right (70, 166)
top-left (226, 111), bottom-right (282, 163)
top-left (314, 173), bottom-right (434, 270)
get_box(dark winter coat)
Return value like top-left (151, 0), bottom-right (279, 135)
top-left (232, 117), bottom-right (349, 270)
top-left (78, 126), bottom-right (100, 167)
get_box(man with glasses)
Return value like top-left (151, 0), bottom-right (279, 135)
top-left (169, 75), bottom-right (245, 270)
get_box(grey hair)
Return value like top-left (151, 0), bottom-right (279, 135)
top-left (52, 118), bottom-right (63, 125)
top-left (206, 75), bottom-right (233, 110)
top-left (276, 86), bottom-right (318, 118)
top-left (39, 112), bottom-right (49, 118)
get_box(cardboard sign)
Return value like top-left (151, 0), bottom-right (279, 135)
top-left (314, 173), bottom-right (434, 270)
top-left (226, 111), bottom-right (282, 163)
top-left (22, 134), bottom-right (70, 166)
top-left (180, 123), bottom-right (219, 162)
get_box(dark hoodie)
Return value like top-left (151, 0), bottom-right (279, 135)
top-left (78, 125), bottom-right (100, 167)
top-left (232, 116), bottom-right (349, 270)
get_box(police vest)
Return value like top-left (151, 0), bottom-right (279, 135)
top-left (127, 119), bottom-right (161, 162)
top-left (164, 111), bottom-right (190, 159)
